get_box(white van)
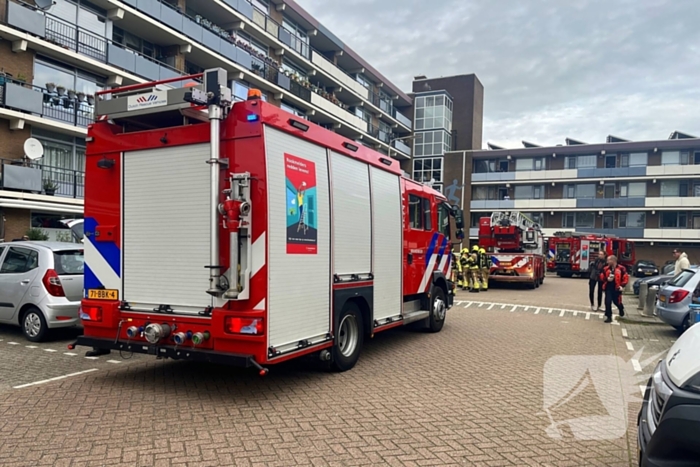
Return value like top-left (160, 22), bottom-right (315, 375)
top-left (637, 321), bottom-right (700, 465)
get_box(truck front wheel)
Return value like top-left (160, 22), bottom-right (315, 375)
top-left (331, 302), bottom-right (364, 372)
top-left (427, 286), bottom-right (447, 333)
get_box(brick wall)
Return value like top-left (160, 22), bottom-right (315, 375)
top-left (0, 36), bottom-right (35, 83)
top-left (0, 120), bottom-right (30, 161)
top-left (647, 181), bottom-right (660, 197)
top-left (549, 156), bottom-right (564, 170)
top-left (648, 152), bottom-right (661, 166)
top-left (1, 208), bottom-right (30, 241)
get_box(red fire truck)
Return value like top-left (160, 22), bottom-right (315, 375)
top-left (547, 232), bottom-right (636, 277)
top-left (70, 68), bottom-right (464, 374)
top-left (478, 211), bottom-right (546, 289)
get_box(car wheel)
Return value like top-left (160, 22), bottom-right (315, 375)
top-left (427, 286), bottom-right (447, 333)
top-left (675, 315), bottom-right (691, 333)
top-left (331, 302), bottom-right (364, 372)
top-left (22, 307), bottom-right (48, 342)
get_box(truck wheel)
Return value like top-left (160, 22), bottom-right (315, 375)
top-left (427, 286), bottom-right (447, 333)
top-left (22, 307), bottom-right (48, 342)
top-left (331, 302), bottom-right (364, 372)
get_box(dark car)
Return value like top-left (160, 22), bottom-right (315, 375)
top-left (634, 262), bottom-right (676, 295)
top-left (634, 260), bottom-right (660, 277)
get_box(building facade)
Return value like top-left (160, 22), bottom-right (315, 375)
top-left (0, 0), bottom-right (413, 240)
top-left (456, 132), bottom-right (700, 265)
top-left (401, 74), bottom-right (483, 212)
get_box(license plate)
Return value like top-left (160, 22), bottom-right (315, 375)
top-left (645, 272), bottom-right (652, 275)
top-left (87, 289), bottom-right (118, 300)
top-left (659, 295), bottom-right (666, 302)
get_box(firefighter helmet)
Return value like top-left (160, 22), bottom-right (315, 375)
top-left (473, 244), bottom-right (479, 251)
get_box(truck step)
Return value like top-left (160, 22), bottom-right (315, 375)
top-left (402, 310), bottom-right (430, 325)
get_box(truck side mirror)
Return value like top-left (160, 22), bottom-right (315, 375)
top-left (456, 229), bottom-right (465, 240)
top-left (453, 207), bottom-right (464, 229)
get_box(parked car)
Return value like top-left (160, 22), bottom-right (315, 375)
top-left (0, 242), bottom-right (84, 341)
top-left (656, 268), bottom-right (700, 333)
top-left (633, 260), bottom-right (659, 277)
top-left (637, 319), bottom-right (700, 466)
top-left (634, 262), bottom-right (686, 295)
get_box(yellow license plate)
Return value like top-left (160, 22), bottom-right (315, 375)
top-left (87, 289), bottom-right (119, 300)
top-left (659, 295), bottom-right (666, 302)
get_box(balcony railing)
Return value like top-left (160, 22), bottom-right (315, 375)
top-left (249, 4), bottom-right (310, 59)
top-left (393, 139), bottom-right (411, 156)
top-left (45, 15), bottom-right (107, 62)
top-left (369, 123), bottom-right (392, 144)
top-left (393, 108), bottom-right (412, 129)
top-left (0, 77), bottom-right (95, 128)
top-left (0, 158), bottom-right (84, 199)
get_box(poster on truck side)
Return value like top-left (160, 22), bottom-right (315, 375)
top-left (285, 153), bottom-right (318, 254)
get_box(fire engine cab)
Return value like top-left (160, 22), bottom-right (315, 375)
top-left (547, 232), bottom-right (636, 277)
top-left (478, 211), bottom-right (546, 289)
top-left (71, 68), bottom-right (464, 374)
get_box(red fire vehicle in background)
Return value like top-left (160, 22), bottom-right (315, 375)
top-left (70, 68), bottom-right (464, 374)
top-left (478, 211), bottom-right (546, 289)
top-left (546, 232), bottom-right (636, 277)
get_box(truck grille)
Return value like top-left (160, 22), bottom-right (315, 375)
top-left (650, 384), bottom-right (665, 426)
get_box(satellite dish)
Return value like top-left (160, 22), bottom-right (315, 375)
top-left (34, 0), bottom-right (54, 10)
top-left (24, 138), bottom-right (44, 160)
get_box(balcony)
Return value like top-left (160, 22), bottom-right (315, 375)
top-left (393, 108), bottom-right (412, 130)
top-left (0, 78), bottom-right (94, 128)
top-left (646, 165), bottom-right (700, 176)
top-left (392, 139), bottom-right (411, 156)
top-left (310, 51), bottom-right (369, 100)
top-left (513, 169), bottom-right (578, 181)
top-left (1, 159), bottom-right (84, 199)
top-left (310, 92), bottom-right (365, 131)
top-left (645, 196), bottom-right (700, 208)
top-left (470, 199), bottom-right (515, 210)
top-left (645, 229), bottom-right (700, 241)
top-left (576, 198), bottom-right (646, 208)
top-left (513, 199), bottom-right (577, 210)
top-left (577, 167), bottom-right (647, 178)
top-left (472, 172), bottom-right (516, 182)
top-left (369, 123), bottom-right (391, 144)
top-left (575, 227), bottom-right (645, 238)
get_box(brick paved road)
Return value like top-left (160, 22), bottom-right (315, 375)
top-left (0, 277), bottom-right (681, 466)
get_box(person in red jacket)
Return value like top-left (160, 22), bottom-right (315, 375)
top-left (599, 255), bottom-right (629, 323)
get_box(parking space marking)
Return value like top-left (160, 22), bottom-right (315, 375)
top-left (106, 360), bottom-right (121, 364)
top-left (488, 304), bottom-right (495, 310)
top-left (43, 349), bottom-right (57, 353)
top-left (84, 356), bottom-right (99, 360)
top-left (13, 368), bottom-right (98, 389)
top-left (64, 352), bottom-right (77, 357)
top-left (626, 342), bottom-right (634, 351)
top-left (510, 305), bottom-right (517, 312)
top-left (7, 342), bottom-right (19, 345)
top-left (621, 329), bottom-right (628, 338)
top-left (26, 345), bottom-right (37, 349)
top-left (573, 311), bottom-right (578, 317)
top-left (559, 309), bottom-right (565, 317)
top-left (632, 359), bottom-right (642, 372)
top-left (585, 313), bottom-right (590, 320)
top-left (534, 308), bottom-right (540, 314)
top-left (640, 385), bottom-right (647, 396)
top-left (501, 304), bottom-right (507, 309)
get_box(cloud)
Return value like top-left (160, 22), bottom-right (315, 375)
top-left (295, 0), bottom-right (700, 148)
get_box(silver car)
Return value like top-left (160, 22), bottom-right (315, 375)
top-left (0, 241), bottom-right (84, 341)
top-left (656, 268), bottom-right (700, 333)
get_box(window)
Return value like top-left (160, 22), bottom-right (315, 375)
top-left (619, 212), bottom-right (645, 228)
top-left (515, 158), bottom-right (545, 171)
top-left (565, 155), bottom-right (596, 169)
top-left (0, 248), bottom-right (39, 274)
top-left (412, 157), bottom-right (443, 184)
top-left (620, 152), bottom-right (647, 167)
top-left (414, 130), bottom-right (451, 157)
top-left (414, 93), bottom-right (453, 131)
top-left (603, 183), bottom-right (615, 198)
top-left (661, 180), bottom-right (680, 197)
top-left (438, 203), bottom-right (451, 238)
top-left (54, 250), bottom-right (84, 275)
top-left (564, 184), bottom-right (595, 199)
top-left (113, 26), bottom-right (163, 59)
top-left (563, 212), bottom-right (594, 228)
top-left (660, 211), bottom-right (687, 228)
top-left (514, 185), bottom-right (545, 199)
top-left (408, 195), bottom-right (431, 230)
top-left (525, 212), bottom-right (544, 226)
top-left (251, 0), bottom-right (269, 13)
top-left (282, 16), bottom-right (309, 57)
top-left (474, 160), bottom-right (497, 173)
top-left (31, 128), bottom-right (86, 198)
top-left (620, 182), bottom-right (646, 198)
top-left (232, 81), bottom-right (268, 102)
top-left (281, 102), bottom-right (306, 119)
top-left (356, 74), bottom-right (371, 89)
top-left (669, 269), bottom-right (696, 287)
top-left (661, 150), bottom-right (689, 165)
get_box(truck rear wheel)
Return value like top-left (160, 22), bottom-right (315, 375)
top-left (331, 302), bottom-right (364, 372)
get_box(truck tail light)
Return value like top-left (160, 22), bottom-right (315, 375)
top-left (42, 269), bottom-right (65, 297)
top-left (80, 305), bottom-right (102, 321)
top-left (224, 317), bottom-right (263, 335)
top-left (668, 290), bottom-right (689, 304)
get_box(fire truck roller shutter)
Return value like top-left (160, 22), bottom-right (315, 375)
top-left (264, 126), bottom-right (331, 352)
top-left (369, 166), bottom-right (402, 323)
top-left (329, 151), bottom-right (371, 278)
top-left (122, 143), bottom-right (213, 314)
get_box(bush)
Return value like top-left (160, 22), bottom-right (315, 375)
top-left (25, 228), bottom-right (49, 241)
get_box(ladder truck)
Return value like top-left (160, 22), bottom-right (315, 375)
top-left (69, 68), bottom-right (465, 374)
top-left (478, 211), bottom-right (546, 289)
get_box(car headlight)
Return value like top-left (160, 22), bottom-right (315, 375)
top-left (638, 268), bottom-right (643, 272)
top-left (683, 372), bottom-right (700, 394)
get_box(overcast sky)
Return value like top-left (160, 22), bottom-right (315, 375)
top-left (295, 0), bottom-right (700, 149)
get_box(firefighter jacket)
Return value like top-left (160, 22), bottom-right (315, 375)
top-left (599, 264), bottom-right (629, 291)
top-left (479, 248), bottom-right (489, 268)
top-left (469, 253), bottom-right (479, 269)
top-left (459, 250), bottom-right (469, 269)
top-left (472, 249), bottom-right (481, 268)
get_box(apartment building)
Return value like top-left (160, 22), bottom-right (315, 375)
top-left (0, 0), bottom-right (413, 240)
top-left (454, 131), bottom-right (700, 264)
top-left (401, 74), bottom-right (483, 210)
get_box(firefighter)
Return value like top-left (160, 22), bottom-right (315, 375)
top-left (479, 246), bottom-right (490, 291)
top-left (469, 246), bottom-right (480, 293)
top-left (459, 248), bottom-right (470, 290)
top-left (450, 248), bottom-right (460, 285)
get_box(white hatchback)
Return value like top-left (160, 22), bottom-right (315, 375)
top-left (0, 241), bottom-right (84, 341)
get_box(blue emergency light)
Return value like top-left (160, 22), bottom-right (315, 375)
top-left (247, 114), bottom-right (259, 122)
